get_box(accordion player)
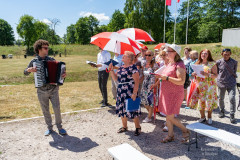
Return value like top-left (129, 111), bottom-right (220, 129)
top-left (33, 60), bottom-right (66, 88)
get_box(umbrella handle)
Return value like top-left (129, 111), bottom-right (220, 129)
top-left (106, 68), bottom-right (111, 73)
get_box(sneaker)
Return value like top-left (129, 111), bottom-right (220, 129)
top-left (44, 129), bottom-right (53, 136)
top-left (230, 114), bottom-right (236, 124)
top-left (218, 111), bottom-right (225, 118)
top-left (207, 118), bottom-right (212, 125)
top-left (58, 129), bottom-right (67, 135)
top-left (143, 117), bottom-right (152, 123)
top-left (198, 118), bottom-right (206, 123)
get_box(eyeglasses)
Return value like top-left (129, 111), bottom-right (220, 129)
top-left (145, 54), bottom-right (152, 57)
top-left (42, 47), bottom-right (49, 50)
top-left (222, 48), bottom-right (231, 52)
top-left (167, 50), bottom-right (175, 53)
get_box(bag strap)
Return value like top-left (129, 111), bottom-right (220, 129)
top-left (223, 60), bottom-right (237, 78)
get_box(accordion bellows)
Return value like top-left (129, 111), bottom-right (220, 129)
top-left (33, 60), bottom-right (66, 88)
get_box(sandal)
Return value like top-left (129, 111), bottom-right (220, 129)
top-left (117, 127), bottom-right (128, 133)
top-left (162, 126), bottom-right (168, 132)
top-left (161, 135), bottom-right (174, 143)
top-left (134, 127), bottom-right (141, 136)
top-left (181, 130), bottom-right (190, 143)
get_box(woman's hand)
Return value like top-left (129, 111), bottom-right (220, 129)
top-left (191, 72), bottom-right (197, 77)
top-left (108, 63), bottom-right (113, 71)
top-left (131, 93), bottom-right (137, 101)
top-left (200, 71), bottom-right (209, 77)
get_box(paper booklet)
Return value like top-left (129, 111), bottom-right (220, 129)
top-left (190, 64), bottom-right (205, 78)
top-left (154, 65), bottom-right (166, 75)
top-left (86, 60), bottom-right (97, 67)
top-left (125, 97), bottom-right (141, 112)
top-left (104, 59), bottom-right (119, 66)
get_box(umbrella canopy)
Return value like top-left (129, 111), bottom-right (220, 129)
top-left (90, 32), bottom-right (141, 55)
top-left (154, 43), bottom-right (166, 50)
top-left (134, 40), bottom-right (144, 48)
top-left (117, 28), bottom-right (155, 42)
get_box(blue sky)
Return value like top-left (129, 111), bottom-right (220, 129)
top-left (0, 0), bottom-right (185, 40)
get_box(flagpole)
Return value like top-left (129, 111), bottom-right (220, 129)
top-left (163, 0), bottom-right (166, 43)
top-left (186, 0), bottom-right (190, 44)
top-left (174, 0), bottom-right (177, 44)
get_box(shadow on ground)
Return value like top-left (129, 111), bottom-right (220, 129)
top-left (49, 131), bottom-right (99, 152)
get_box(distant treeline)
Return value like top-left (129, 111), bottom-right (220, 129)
top-left (1, 0), bottom-right (240, 48)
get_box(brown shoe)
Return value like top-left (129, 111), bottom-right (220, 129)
top-left (181, 130), bottom-right (190, 143)
top-left (161, 135), bottom-right (174, 143)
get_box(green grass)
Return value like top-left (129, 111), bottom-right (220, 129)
top-left (0, 43), bottom-right (239, 85)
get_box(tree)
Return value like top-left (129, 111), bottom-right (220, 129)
top-left (0, 19), bottom-right (15, 45)
top-left (66, 24), bottom-right (76, 44)
top-left (17, 15), bottom-right (37, 52)
top-left (124, 0), bottom-right (171, 42)
top-left (75, 16), bottom-right (99, 44)
top-left (48, 18), bottom-right (61, 45)
top-left (108, 10), bottom-right (126, 31)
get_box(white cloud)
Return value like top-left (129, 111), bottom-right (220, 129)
top-left (79, 11), bottom-right (110, 22)
top-left (41, 19), bottom-right (52, 25)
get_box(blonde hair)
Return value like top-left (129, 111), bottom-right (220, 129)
top-left (124, 51), bottom-right (135, 62)
top-left (190, 50), bottom-right (198, 60)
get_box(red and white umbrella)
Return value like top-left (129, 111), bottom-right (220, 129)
top-left (117, 28), bottom-right (155, 42)
top-left (154, 43), bottom-right (166, 50)
top-left (134, 40), bottom-right (144, 48)
top-left (90, 32), bottom-right (140, 55)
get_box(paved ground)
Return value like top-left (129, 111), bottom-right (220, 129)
top-left (0, 73), bottom-right (240, 160)
top-left (0, 95), bottom-right (240, 160)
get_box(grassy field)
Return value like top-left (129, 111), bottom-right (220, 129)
top-left (0, 43), bottom-right (239, 122)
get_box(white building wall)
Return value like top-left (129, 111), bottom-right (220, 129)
top-left (222, 28), bottom-right (240, 48)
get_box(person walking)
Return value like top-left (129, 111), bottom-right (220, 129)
top-left (156, 44), bottom-right (190, 143)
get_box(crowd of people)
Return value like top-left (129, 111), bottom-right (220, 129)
top-left (94, 43), bottom-right (238, 143)
top-left (24, 39), bottom-right (238, 144)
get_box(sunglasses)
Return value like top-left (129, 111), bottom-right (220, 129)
top-left (222, 48), bottom-right (231, 52)
top-left (160, 54), bottom-right (166, 57)
top-left (42, 47), bottom-right (49, 50)
top-left (145, 54), bottom-right (152, 57)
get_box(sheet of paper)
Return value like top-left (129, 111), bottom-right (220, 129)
top-left (191, 64), bottom-right (205, 78)
top-left (154, 65), bottom-right (166, 75)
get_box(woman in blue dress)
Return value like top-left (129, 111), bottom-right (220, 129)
top-left (109, 51), bottom-right (141, 136)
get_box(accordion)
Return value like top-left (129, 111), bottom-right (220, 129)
top-left (33, 60), bottom-right (66, 88)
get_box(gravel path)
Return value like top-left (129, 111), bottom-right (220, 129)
top-left (1, 95), bottom-right (240, 160)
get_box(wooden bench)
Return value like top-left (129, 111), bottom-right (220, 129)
top-left (108, 143), bottom-right (151, 160)
top-left (186, 122), bottom-right (240, 151)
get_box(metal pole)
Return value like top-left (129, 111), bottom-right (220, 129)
top-left (186, 0), bottom-right (190, 44)
top-left (174, 0), bottom-right (177, 44)
top-left (163, 0), bottom-right (166, 43)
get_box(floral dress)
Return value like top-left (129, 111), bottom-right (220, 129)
top-left (141, 62), bottom-right (157, 107)
top-left (189, 62), bottom-right (218, 111)
top-left (116, 64), bottom-right (141, 119)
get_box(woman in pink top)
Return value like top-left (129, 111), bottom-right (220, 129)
top-left (156, 44), bottom-right (190, 143)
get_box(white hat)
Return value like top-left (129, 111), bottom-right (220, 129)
top-left (164, 44), bottom-right (181, 55)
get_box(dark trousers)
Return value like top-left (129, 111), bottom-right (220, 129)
top-left (98, 70), bottom-right (109, 104)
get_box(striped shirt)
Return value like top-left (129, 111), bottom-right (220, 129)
top-left (216, 58), bottom-right (238, 88)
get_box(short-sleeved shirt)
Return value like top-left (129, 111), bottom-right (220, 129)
top-left (216, 58), bottom-right (238, 88)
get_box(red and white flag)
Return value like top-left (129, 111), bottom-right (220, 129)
top-left (166, 0), bottom-right (171, 6)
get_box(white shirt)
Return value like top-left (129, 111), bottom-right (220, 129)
top-left (97, 50), bottom-right (111, 71)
